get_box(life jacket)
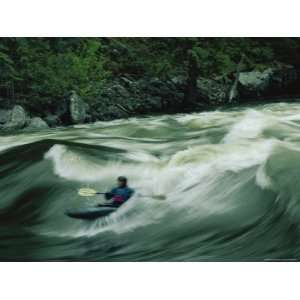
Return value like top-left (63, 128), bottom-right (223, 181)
top-left (113, 194), bottom-right (125, 203)
top-left (111, 186), bottom-right (134, 205)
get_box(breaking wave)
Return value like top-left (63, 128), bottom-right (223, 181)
top-left (1, 102), bottom-right (300, 260)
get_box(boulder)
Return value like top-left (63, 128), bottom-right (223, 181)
top-left (26, 117), bottom-right (49, 130)
top-left (0, 109), bottom-right (11, 124)
top-left (69, 91), bottom-right (88, 124)
top-left (44, 114), bottom-right (61, 127)
top-left (237, 65), bottom-right (300, 98)
top-left (238, 69), bottom-right (274, 96)
top-left (4, 105), bottom-right (27, 129)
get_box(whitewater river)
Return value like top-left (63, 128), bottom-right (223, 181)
top-left (1, 102), bottom-right (300, 261)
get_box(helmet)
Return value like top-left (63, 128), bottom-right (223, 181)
top-left (118, 176), bottom-right (127, 183)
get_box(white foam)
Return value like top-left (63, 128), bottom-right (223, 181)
top-left (223, 110), bottom-right (272, 143)
top-left (255, 163), bottom-right (273, 190)
top-left (6, 102), bottom-right (300, 238)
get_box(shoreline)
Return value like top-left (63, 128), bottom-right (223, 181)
top-left (1, 97), bottom-right (300, 136)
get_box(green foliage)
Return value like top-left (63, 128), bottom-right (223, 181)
top-left (102, 38), bottom-right (182, 78)
top-left (10, 38), bottom-right (109, 107)
top-left (0, 37), bottom-right (300, 113)
top-left (0, 44), bottom-right (19, 86)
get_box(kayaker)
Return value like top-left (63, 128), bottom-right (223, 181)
top-left (98, 176), bottom-right (135, 207)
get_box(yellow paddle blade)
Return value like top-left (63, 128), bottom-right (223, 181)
top-left (78, 188), bottom-right (97, 197)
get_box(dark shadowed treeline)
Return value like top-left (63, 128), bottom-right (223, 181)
top-left (1, 37), bottom-right (300, 121)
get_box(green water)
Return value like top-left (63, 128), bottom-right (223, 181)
top-left (1, 102), bottom-right (300, 261)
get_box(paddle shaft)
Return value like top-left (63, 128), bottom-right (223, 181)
top-left (78, 188), bottom-right (165, 200)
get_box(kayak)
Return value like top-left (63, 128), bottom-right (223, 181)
top-left (65, 206), bottom-right (117, 220)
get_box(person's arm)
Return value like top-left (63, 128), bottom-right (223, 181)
top-left (105, 188), bottom-right (116, 200)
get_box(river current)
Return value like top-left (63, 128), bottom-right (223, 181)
top-left (1, 102), bottom-right (300, 261)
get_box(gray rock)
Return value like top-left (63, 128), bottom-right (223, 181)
top-left (44, 114), bottom-right (60, 127)
top-left (4, 105), bottom-right (27, 129)
top-left (237, 65), bottom-right (300, 98)
top-left (239, 69), bottom-right (274, 95)
top-left (0, 109), bottom-right (11, 124)
top-left (27, 117), bottom-right (49, 130)
top-left (69, 91), bottom-right (88, 124)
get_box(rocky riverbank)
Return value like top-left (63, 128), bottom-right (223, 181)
top-left (1, 63), bottom-right (300, 131)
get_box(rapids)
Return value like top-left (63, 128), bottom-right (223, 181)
top-left (1, 102), bottom-right (300, 261)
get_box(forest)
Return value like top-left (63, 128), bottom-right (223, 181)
top-left (1, 38), bottom-right (300, 126)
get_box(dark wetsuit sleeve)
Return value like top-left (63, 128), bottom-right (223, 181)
top-left (105, 188), bottom-right (116, 200)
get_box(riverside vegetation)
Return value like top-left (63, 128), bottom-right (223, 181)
top-left (1, 37), bottom-right (300, 130)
